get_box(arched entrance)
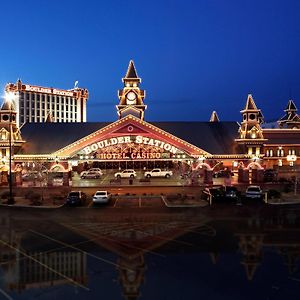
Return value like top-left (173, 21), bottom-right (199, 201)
top-left (193, 162), bottom-right (213, 184)
top-left (238, 161), bottom-right (264, 183)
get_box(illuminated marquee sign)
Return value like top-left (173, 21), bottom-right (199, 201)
top-left (82, 135), bottom-right (178, 155)
top-left (25, 85), bottom-right (74, 97)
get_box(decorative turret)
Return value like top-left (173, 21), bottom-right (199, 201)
top-left (116, 60), bottom-right (147, 120)
top-left (278, 100), bottom-right (300, 129)
top-left (209, 111), bottom-right (220, 122)
top-left (235, 94), bottom-right (267, 156)
top-left (0, 93), bottom-right (25, 161)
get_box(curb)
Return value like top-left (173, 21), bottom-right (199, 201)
top-left (161, 196), bottom-right (208, 208)
top-left (0, 203), bottom-right (65, 209)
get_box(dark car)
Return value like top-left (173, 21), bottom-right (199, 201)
top-left (202, 187), bottom-right (225, 204)
top-left (65, 191), bottom-right (87, 206)
top-left (224, 186), bottom-right (239, 202)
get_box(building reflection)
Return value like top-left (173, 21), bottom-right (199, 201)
top-left (0, 207), bottom-right (299, 298)
top-left (0, 212), bottom-right (87, 292)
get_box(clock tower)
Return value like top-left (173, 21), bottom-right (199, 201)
top-left (117, 60), bottom-right (147, 120)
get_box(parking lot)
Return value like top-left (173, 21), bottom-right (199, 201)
top-left (87, 195), bottom-right (165, 208)
top-left (71, 169), bottom-right (239, 187)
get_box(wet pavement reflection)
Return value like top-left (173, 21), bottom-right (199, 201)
top-left (0, 204), bottom-right (299, 299)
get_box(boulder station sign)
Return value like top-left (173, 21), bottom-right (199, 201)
top-left (82, 135), bottom-right (179, 155)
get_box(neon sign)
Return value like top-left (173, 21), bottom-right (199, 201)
top-left (82, 135), bottom-right (178, 155)
top-left (25, 85), bottom-right (74, 97)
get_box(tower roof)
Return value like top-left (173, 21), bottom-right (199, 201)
top-left (285, 99), bottom-right (297, 112)
top-left (125, 60), bottom-right (139, 79)
top-left (209, 111), bottom-right (220, 122)
top-left (244, 94), bottom-right (258, 110)
top-left (45, 112), bottom-right (53, 123)
top-left (1, 99), bottom-right (16, 111)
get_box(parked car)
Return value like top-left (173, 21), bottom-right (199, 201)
top-left (202, 187), bottom-right (225, 203)
top-left (93, 191), bottom-right (111, 205)
top-left (213, 170), bottom-right (234, 178)
top-left (65, 191), bottom-right (87, 206)
top-left (245, 185), bottom-right (263, 199)
top-left (144, 168), bottom-right (173, 178)
top-left (80, 168), bottom-right (103, 177)
top-left (81, 171), bottom-right (101, 179)
top-left (224, 186), bottom-right (239, 201)
top-left (114, 169), bottom-right (136, 179)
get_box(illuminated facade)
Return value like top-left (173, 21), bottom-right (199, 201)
top-left (0, 60), bottom-right (300, 185)
top-left (5, 79), bottom-right (89, 126)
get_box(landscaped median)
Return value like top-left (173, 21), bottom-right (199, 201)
top-left (162, 194), bottom-right (208, 208)
top-left (0, 189), bottom-right (67, 208)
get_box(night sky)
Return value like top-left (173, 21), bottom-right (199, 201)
top-left (0, 0), bottom-right (299, 122)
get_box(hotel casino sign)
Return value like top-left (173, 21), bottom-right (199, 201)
top-left (80, 135), bottom-right (179, 160)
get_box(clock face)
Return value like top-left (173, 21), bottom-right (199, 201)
top-left (126, 92), bottom-right (137, 104)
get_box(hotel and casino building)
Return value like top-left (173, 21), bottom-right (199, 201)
top-left (0, 60), bottom-right (300, 186)
top-left (5, 80), bottom-right (88, 126)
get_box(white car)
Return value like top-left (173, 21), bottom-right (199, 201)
top-left (93, 191), bottom-right (111, 204)
top-left (80, 168), bottom-right (103, 177)
top-left (114, 169), bottom-right (136, 178)
top-left (144, 168), bottom-right (173, 178)
top-left (245, 185), bottom-right (262, 199)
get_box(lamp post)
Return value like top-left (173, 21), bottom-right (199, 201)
top-left (5, 92), bottom-right (15, 204)
top-left (287, 154), bottom-right (297, 195)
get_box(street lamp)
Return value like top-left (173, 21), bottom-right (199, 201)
top-left (287, 154), bottom-right (297, 195)
top-left (5, 92), bottom-right (15, 204)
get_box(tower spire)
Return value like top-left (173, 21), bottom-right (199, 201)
top-left (209, 111), bottom-right (220, 122)
top-left (278, 99), bottom-right (300, 129)
top-left (125, 60), bottom-right (139, 79)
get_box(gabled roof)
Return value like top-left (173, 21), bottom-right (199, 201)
top-left (285, 100), bottom-right (297, 112)
top-left (209, 111), bottom-right (220, 122)
top-left (19, 122), bottom-right (110, 154)
top-left (125, 60), bottom-right (139, 79)
top-left (151, 121), bottom-right (240, 155)
top-left (18, 118), bottom-right (240, 155)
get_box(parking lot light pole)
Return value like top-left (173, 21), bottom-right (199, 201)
top-left (287, 155), bottom-right (297, 196)
top-left (5, 92), bottom-right (15, 204)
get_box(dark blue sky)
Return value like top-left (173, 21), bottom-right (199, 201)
top-left (0, 0), bottom-right (299, 122)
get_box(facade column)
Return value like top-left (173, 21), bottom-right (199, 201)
top-left (204, 169), bottom-right (213, 184)
top-left (77, 98), bottom-right (81, 122)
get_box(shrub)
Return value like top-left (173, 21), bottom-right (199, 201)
top-left (24, 190), bottom-right (35, 199)
top-left (0, 191), bottom-right (16, 200)
top-left (267, 189), bottom-right (281, 199)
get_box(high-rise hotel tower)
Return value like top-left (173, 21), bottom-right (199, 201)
top-left (5, 79), bottom-right (88, 126)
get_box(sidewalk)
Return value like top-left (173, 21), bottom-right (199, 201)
top-left (267, 192), bottom-right (300, 205)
